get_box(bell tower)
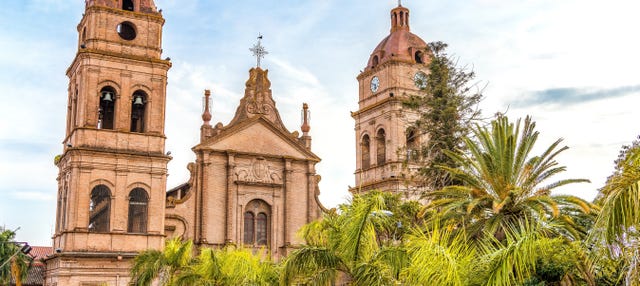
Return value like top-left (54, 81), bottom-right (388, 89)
top-left (351, 3), bottom-right (429, 198)
top-left (46, 0), bottom-right (171, 285)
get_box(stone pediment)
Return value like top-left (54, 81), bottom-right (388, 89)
top-left (194, 116), bottom-right (320, 161)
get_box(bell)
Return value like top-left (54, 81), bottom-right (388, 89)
top-left (133, 96), bottom-right (144, 106)
top-left (101, 91), bottom-right (113, 102)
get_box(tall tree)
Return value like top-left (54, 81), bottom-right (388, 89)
top-left (592, 135), bottom-right (640, 285)
top-left (425, 115), bottom-right (592, 241)
top-left (404, 41), bottom-right (483, 192)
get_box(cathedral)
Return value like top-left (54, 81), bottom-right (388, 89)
top-left (44, 0), bottom-right (430, 284)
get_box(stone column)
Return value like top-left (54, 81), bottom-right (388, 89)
top-left (283, 158), bottom-right (293, 245)
top-left (225, 153), bottom-right (236, 243)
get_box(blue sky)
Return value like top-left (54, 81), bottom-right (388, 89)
top-left (1, 0), bottom-right (639, 246)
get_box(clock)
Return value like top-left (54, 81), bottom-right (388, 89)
top-left (370, 76), bottom-right (380, 92)
top-left (414, 71), bottom-right (427, 89)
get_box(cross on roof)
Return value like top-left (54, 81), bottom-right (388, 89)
top-left (249, 34), bottom-right (268, 68)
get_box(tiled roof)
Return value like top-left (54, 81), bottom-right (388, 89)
top-left (9, 246), bottom-right (52, 286)
top-left (29, 246), bottom-right (53, 264)
top-left (10, 265), bottom-right (45, 286)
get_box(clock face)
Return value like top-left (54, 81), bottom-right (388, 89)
top-left (370, 76), bottom-right (380, 92)
top-left (414, 71), bottom-right (427, 89)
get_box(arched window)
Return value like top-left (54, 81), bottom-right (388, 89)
top-left (89, 185), bottom-right (111, 233)
top-left (256, 213), bottom-right (268, 245)
top-left (128, 188), bottom-right (148, 233)
top-left (244, 212), bottom-right (255, 244)
top-left (406, 128), bottom-right (419, 161)
top-left (361, 134), bottom-right (371, 169)
top-left (130, 90), bottom-right (147, 132)
top-left (243, 200), bottom-right (270, 247)
top-left (372, 55), bottom-right (379, 68)
top-left (98, 86), bottom-right (116, 130)
top-left (415, 51), bottom-right (424, 64)
top-left (376, 129), bottom-right (386, 165)
top-left (123, 0), bottom-right (134, 11)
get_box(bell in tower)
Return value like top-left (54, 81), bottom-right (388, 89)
top-left (46, 1), bottom-right (171, 285)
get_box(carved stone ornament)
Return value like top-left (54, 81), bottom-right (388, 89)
top-left (235, 158), bottom-right (282, 184)
top-left (227, 67), bottom-right (286, 130)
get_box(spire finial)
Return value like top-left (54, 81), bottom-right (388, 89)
top-left (301, 103), bottom-right (310, 135)
top-left (249, 34), bottom-right (268, 68)
top-left (398, 0), bottom-right (402, 7)
top-left (202, 89), bottom-right (212, 125)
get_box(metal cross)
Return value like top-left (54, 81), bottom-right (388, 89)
top-left (249, 34), bottom-right (268, 68)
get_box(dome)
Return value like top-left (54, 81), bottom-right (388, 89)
top-left (366, 5), bottom-right (429, 70)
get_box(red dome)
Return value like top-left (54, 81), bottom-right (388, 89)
top-left (366, 5), bottom-right (429, 70)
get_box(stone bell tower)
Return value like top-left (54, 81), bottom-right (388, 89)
top-left (46, 0), bottom-right (171, 284)
top-left (351, 3), bottom-right (430, 198)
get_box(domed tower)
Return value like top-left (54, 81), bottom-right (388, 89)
top-left (46, 0), bottom-right (171, 285)
top-left (351, 3), bottom-right (429, 197)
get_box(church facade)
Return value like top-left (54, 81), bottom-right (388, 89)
top-left (45, 0), bottom-right (428, 285)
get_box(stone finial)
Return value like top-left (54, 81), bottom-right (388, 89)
top-left (202, 89), bottom-right (212, 125)
top-left (301, 103), bottom-right (310, 135)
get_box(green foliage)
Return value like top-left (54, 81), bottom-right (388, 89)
top-left (131, 238), bottom-right (278, 286)
top-left (404, 41), bottom-right (483, 191)
top-left (426, 115), bottom-right (592, 241)
top-left (591, 136), bottom-right (640, 285)
top-left (0, 228), bottom-right (29, 285)
top-left (282, 191), bottom-right (410, 285)
top-left (402, 225), bottom-right (475, 286)
top-left (130, 238), bottom-right (194, 286)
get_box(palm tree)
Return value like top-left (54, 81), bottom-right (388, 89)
top-left (281, 191), bottom-right (409, 285)
top-left (130, 238), bottom-right (194, 286)
top-left (0, 228), bottom-right (29, 286)
top-left (592, 139), bottom-right (640, 285)
top-left (401, 224), bottom-right (475, 286)
top-left (174, 247), bottom-right (279, 286)
top-left (425, 115), bottom-right (592, 241)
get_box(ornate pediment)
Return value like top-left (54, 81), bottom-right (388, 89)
top-left (227, 68), bottom-right (287, 130)
top-left (196, 118), bottom-right (319, 161)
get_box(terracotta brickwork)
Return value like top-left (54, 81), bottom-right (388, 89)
top-left (351, 4), bottom-right (430, 199)
top-left (165, 68), bottom-right (323, 260)
top-left (47, 1), bottom-right (170, 285)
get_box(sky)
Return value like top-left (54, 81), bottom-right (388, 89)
top-left (1, 0), bottom-right (639, 246)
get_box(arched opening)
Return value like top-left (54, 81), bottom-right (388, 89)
top-left (89, 185), bottom-right (111, 233)
top-left (130, 90), bottom-right (147, 132)
top-left (415, 51), bottom-right (424, 64)
top-left (81, 27), bottom-right (87, 43)
top-left (243, 212), bottom-right (255, 244)
top-left (400, 12), bottom-right (405, 26)
top-left (406, 128), bottom-right (419, 161)
top-left (256, 213), bottom-right (268, 245)
top-left (98, 86), bottom-right (116, 129)
top-left (372, 55), bottom-right (379, 68)
top-left (122, 0), bottom-right (134, 11)
top-left (128, 188), bottom-right (148, 233)
top-left (243, 200), bottom-right (270, 247)
top-left (376, 129), bottom-right (386, 165)
top-left (361, 134), bottom-right (371, 169)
